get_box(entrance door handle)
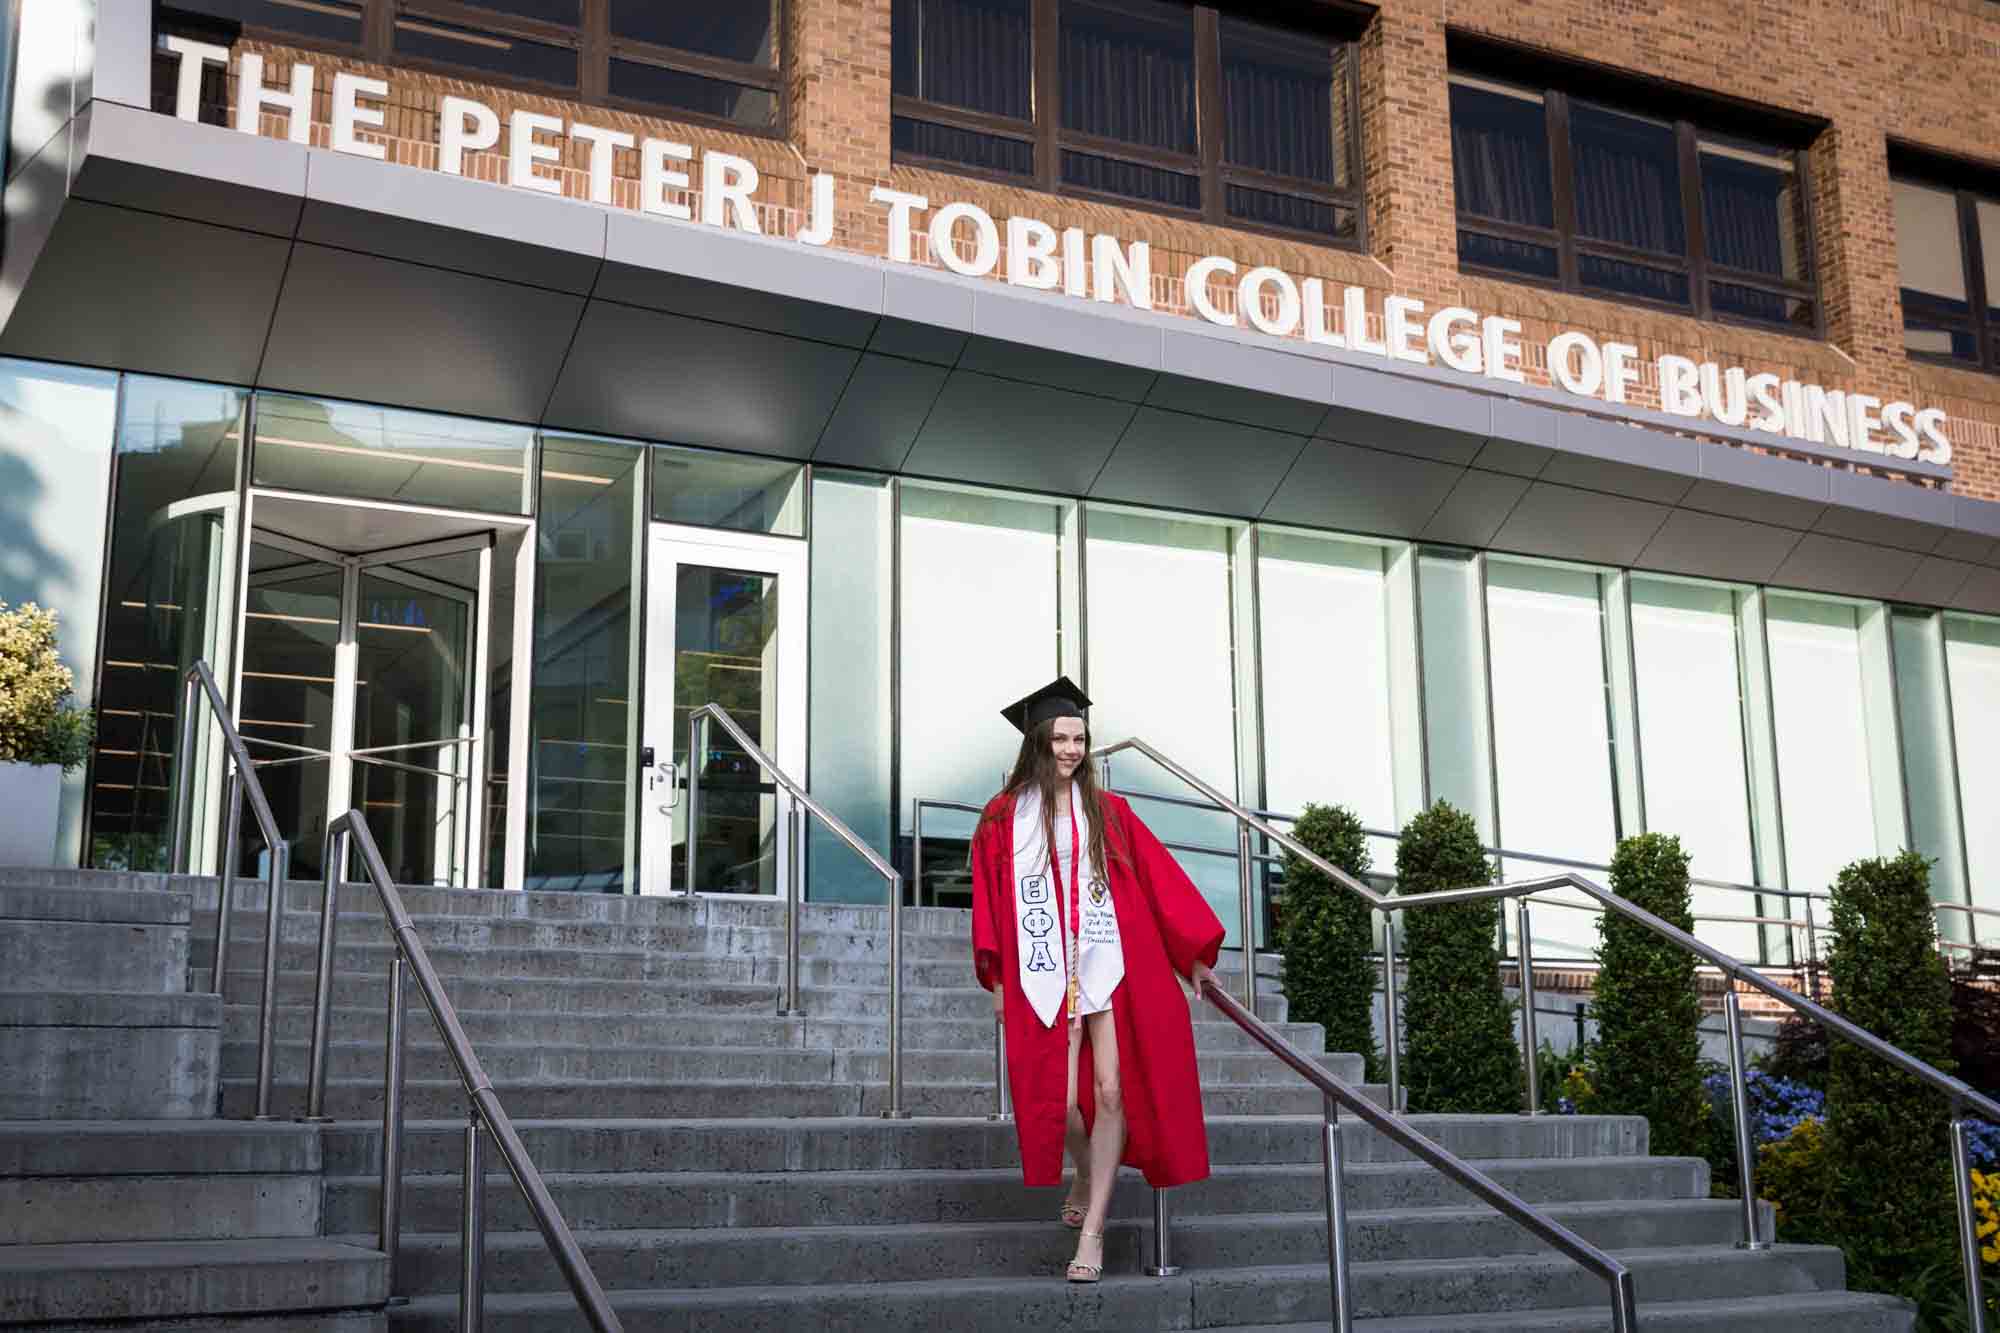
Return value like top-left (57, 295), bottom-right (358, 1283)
top-left (653, 759), bottom-right (679, 811)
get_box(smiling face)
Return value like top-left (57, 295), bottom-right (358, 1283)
top-left (1050, 716), bottom-right (1088, 781)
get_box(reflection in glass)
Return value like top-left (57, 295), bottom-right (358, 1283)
top-left (1891, 610), bottom-right (1968, 943)
top-left (1945, 615), bottom-right (2000, 920)
top-left (531, 436), bottom-right (644, 892)
top-left (1059, 0), bottom-right (1197, 153)
top-left (608, 61), bottom-right (779, 130)
top-left (1699, 137), bottom-right (1805, 282)
top-left (394, 17), bottom-right (578, 87)
top-left (1766, 595), bottom-right (1878, 896)
top-left (1485, 560), bottom-right (1617, 959)
top-left (1629, 576), bottom-right (1758, 958)
top-left (1220, 18), bottom-right (1338, 185)
top-left (1893, 178), bottom-right (1976, 362)
top-left (87, 378), bottom-right (245, 872)
top-left (1570, 103), bottom-right (1685, 256)
top-left (1448, 77), bottom-right (1553, 229)
top-left (234, 548), bottom-right (340, 883)
top-left (652, 444), bottom-right (803, 536)
top-left (253, 392), bottom-right (533, 515)
top-left (1416, 550), bottom-right (1493, 839)
top-left (808, 473), bottom-right (893, 904)
top-left (675, 567), bottom-right (779, 895)
top-left (892, 0), bottom-right (1032, 118)
top-left (610, 1), bottom-right (779, 64)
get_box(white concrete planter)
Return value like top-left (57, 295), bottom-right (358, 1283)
top-left (0, 763), bottom-right (62, 866)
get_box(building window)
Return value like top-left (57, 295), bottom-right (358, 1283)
top-left (1891, 160), bottom-right (2000, 372)
top-left (156, 0), bottom-right (785, 135)
top-left (892, 0), bottom-right (1363, 244)
top-left (1447, 64), bottom-right (1818, 334)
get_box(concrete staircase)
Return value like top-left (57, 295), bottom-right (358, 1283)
top-left (0, 872), bottom-right (388, 1330)
top-left (0, 867), bottom-right (1917, 1330)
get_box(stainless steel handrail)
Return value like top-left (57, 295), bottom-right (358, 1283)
top-left (310, 810), bottom-right (624, 1333)
top-left (682, 703), bottom-right (910, 1117)
top-left (168, 661), bottom-right (293, 1120)
top-left (1093, 734), bottom-right (2000, 1333)
top-left (1199, 980), bottom-right (1638, 1333)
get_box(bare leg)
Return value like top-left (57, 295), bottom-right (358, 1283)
top-left (1062, 1016), bottom-right (1090, 1218)
top-left (1072, 1009), bottom-right (1125, 1272)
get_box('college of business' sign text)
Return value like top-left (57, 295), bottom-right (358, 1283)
top-left (164, 41), bottom-right (1953, 467)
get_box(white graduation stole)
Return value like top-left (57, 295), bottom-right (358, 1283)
top-left (1012, 783), bottom-right (1125, 1028)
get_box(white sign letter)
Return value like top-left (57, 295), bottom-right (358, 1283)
top-left (439, 97), bottom-right (500, 178)
top-left (1384, 296), bottom-right (1428, 365)
top-left (1603, 343), bottom-right (1640, 405)
top-left (1548, 332), bottom-right (1603, 397)
top-left (236, 53), bottom-right (313, 144)
top-left (1481, 317), bottom-right (1525, 384)
top-left (1656, 355), bottom-right (1702, 416)
top-left (1006, 217), bottom-right (1061, 289)
top-left (870, 187), bottom-right (929, 264)
top-left (509, 111), bottom-right (564, 195)
top-left (569, 123), bottom-right (634, 205)
top-left (331, 72), bottom-right (387, 160)
top-left (703, 152), bottom-right (762, 233)
top-left (1092, 235), bottom-right (1151, 308)
top-left (163, 35), bottom-right (228, 123)
top-left (1882, 401), bottom-right (1920, 459)
top-left (1698, 362), bottom-right (1748, 426)
top-left (1747, 373), bottom-right (1785, 433)
top-left (798, 172), bottom-right (836, 246)
top-left (1343, 287), bottom-right (1387, 356)
top-left (641, 139), bottom-right (694, 219)
top-left (1239, 267), bottom-right (1300, 337)
top-left (1184, 256), bottom-right (1237, 326)
top-left (1427, 307), bottom-right (1481, 374)
top-left (1915, 407), bottom-right (1952, 465)
top-left (1846, 393), bottom-right (1885, 453)
top-left (1302, 280), bottom-right (1345, 348)
top-left (929, 202), bottom-right (1000, 277)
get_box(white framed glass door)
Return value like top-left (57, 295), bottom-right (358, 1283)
top-left (642, 525), bottom-right (807, 897)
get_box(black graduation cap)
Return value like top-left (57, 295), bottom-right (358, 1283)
top-left (1001, 676), bottom-right (1093, 735)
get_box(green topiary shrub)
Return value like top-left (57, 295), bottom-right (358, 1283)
top-left (1273, 803), bottom-right (1379, 1079)
top-left (1590, 833), bottom-right (1708, 1158)
top-left (1395, 801), bottom-right (1522, 1114)
top-left (1823, 850), bottom-right (1957, 1291)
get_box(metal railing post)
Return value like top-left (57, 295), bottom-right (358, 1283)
top-left (1382, 917), bottom-right (1401, 1112)
top-left (1236, 821), bottom-right (1257, 1012)
top-left (780, 801), bottom-right (802, 1017)
top-left (380, 955), bottom-right (408, 1303)
top-left (170, 673), bottom-right (199, 874)
top-left (253, 840), bottom-right (290, 1121)
top-left (1517, 898), bottom-right (1540, 1116)
top-left (913, 801), bottom-right (925, 910)
top-left (1952, 1117), bottom-right (1991, 1333)
top-left (1145, 1187), bottom-right (1180, 1277)
top-left (460, 1112), bottom-right (486, 1331)
top-left (211, 773), bottom-right (243, 996)
top-left (1322, 1091), bottom-right (1355, 1333)
top-left (682, 713), bottom-right (703, 897)
top-left (1724, 991), bottom-right (1767, 1250)
top-left (882, 869), bottom-right (909, 1119)
top-left (988, 1014), bottom-right (1008, 1121)
top-left (305, 828), bottom-right (348, 1122)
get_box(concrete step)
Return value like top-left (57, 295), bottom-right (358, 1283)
top-left (223, 1076), bottom-right (1395, 1120)
top-left (318, 1115), bottom-right (1649, 1177)
top-left (220, 1037), bottom-right (1364, 1087)
top-left (0, 991), bottom-right (221, 1120)
top-left (1208, 1291), bottom-right (1917, 1331)
top-left (322, 1153), bottom-right (1707, 1235)
top-left (365, 1199), bottom-right (1754, 1295)
top-left (0, 883), bottom-right (191, 994)
top-left (375, 1246), bottom-right (1853, 1331)
top-left (0, 1237), bottom-right (387, 1324)
top-left (222, 1001), bottom-right (1327, 1055)
top-left (29, 1314), bottom-right (386, 1332)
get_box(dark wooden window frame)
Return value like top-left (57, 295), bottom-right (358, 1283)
top-left (890, 0), bottom-right (1371, 251)
top-left (1890, 147), bottom-right (2000, 376)
top-left (158, 0), bottom-right (788, 139)
top-left (1448, 39), bottom-right (1825, 340)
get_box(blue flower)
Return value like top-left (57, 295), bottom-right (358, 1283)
top-left (1704, 1070), bottom-right (1824, 1146)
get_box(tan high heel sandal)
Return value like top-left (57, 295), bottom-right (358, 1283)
top-left (1059, 1200), bottom-right (1087, 1229)
top-left (1066, 1229), bottom-right (1104, 1283)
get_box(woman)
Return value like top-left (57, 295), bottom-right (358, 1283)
top-left (970, 676), bottom-right (1225, 1283)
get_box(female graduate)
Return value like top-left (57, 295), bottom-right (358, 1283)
top-left (969, 676), bottom-right (1226, 1284)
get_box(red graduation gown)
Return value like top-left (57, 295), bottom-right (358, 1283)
top-left (970, 790), bottom-right (1225, 1188)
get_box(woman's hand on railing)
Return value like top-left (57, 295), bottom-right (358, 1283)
top-left (1189, 960), bottom-right (1217, 999)
top-left (991, 985), bottom-right (1003, 1020)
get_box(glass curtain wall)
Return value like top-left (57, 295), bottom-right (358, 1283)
top-left (1891, 610), bottom-right (1971, 944)
top-left (1764, 594), bottom-right (1882, 898)
top-left (1628, 576), bottom-right (1761, 958)
top-left (253, 392), bottom-right (534, 515)
top-left (1416, 549), bottom-right (1495, 839)
top-left (1945, 614), bottom-right (2000, 930)
top-left (1484, 558), bottom-right (1620, 958)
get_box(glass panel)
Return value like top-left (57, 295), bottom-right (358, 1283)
top-left (1485, 560), bottom-right (1616, 959)
top-left (1711, 282), bottom-right (1813, 331)
top-left (1060, 149), bottom-right (1199, 210)
top-left (1944, 616), bottom-right (2000, 923)
top-left (0, 360), bottom-right (120, 864)
top-left (807, 473), bottom-right (893, 904)
top-left (1059, 0), bottom-right (1197, 154)
top-left (161, 0), bottom-right (362, 46)
top-left (1629, 577), bottom-right (1758, 959)
top-left (530, 436), bottom-right (644, 892)
top-left (1893, 178), bottom-right (1969, 305)
top-left (892, 0), bottom-right (1032, 119)
top-left (608, 60), bottom-right (778, 130)
top-left (1448, 76), bottom-right (1553, 229)
top-left (675, 566), bottom-right (779, 895)
top-left (351, 563), bottom-right (473, 888)
top-left (892, 116), bottom-right (1036, 176)
top-left (1981, 200), bottom-right (2000, 310)
top-left (1766, 595), bottom-right (1879, 896)
top-left (1220, 17), bottom-right (1338, 186)
top-left (464, 0), bottom-right (579, 24)
top-left (254, 393), bottom-right (533, 516)
top-left (610, 1), bottom-right (778, 65)
top-left (1458, 229), bottom-right (1559, 280)
top-left (235, 548), bottom-right (340, 883)
top-left (88, 378), bottom-right (245, 873)
top-left (1902, 309), bottom-right (1979, 363)
top-left (651, 445), bottom-right (803, 536)
top-left (1578, 252), bottom-right (1691, 306)
top-left (1084, 506), bottom-right (1241, 943)
top-left (1416, 550), bottom-right (1493, 839)
top-left (1225, 184), bottom-right (1354, 239)
top-left (484, 527), bottom-right (526, 889)
top-left (394, 16), bottom-right (578, 86)
top-left (899, 485), bottom-right (1063, 843)
top-left (1699, 138), bottom-right (1806, 282)
top-left (1890, 611), bottom-right (1968, 944)
top-left (1258, 533), bottom-right (1395, 833)
top-left (1570, 102), bottom-right (1685, 256)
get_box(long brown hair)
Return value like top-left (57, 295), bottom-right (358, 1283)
top-left (985, 718), bottom-right (1125, 876)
